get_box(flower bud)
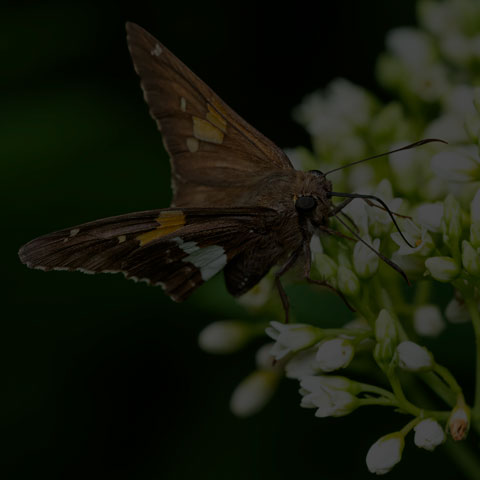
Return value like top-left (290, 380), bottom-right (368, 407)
top-left (445, 297), bottom-right (470, 324)
top-left (285, 347), bottom-right (320, 380)
top-left (448, 404), bottom-right (470, 441)
top-left (414, 418), bottom-right (446, 451)
top-left (374, 310), bottom-right (398, 371)
top-left (230, 370), bottom-right (279, 417)
top-left (396, 341), bottom-right (434, 372)
top-left (425, 256), bottom-right (460, 282)
top-left (198, 320), bottom-right (252, 354)
top-left (337, 265), bottom-right (360, 297)
top-left (314, 338), bottom-right (355, 372)
top-left (413, 305), bottom-right (445, 337)
top-left (299, 375), bottom-right (359, 418)
top-left (366, 432), bottom-right (405, 475)
top-left (462, 240), bottom-right (480, 276)
top-left (353, 237), bottom-right (380, 278)
top-left (266, 321), bottom-right (323, 360)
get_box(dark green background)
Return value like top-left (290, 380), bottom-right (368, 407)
top-left (3, 1), bottom-right (472, 478)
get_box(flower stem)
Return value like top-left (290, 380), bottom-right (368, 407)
top-left (465, 296), bottom-right (480, 432)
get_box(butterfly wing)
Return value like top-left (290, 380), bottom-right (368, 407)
top-left (19, 207), bottom-right (280, 301)
top-left (126, 22), bottom-right (293, 208)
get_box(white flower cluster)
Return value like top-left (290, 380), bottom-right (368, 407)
top-left (195, 0), bottom-right (480, 476)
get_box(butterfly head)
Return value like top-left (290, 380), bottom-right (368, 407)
top-left (294, 170), bottom-right (333, 228)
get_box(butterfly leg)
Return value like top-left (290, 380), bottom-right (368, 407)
top-left (302, 240), bottom-right (355, 312)
top-left (275, 249), bottom-right (301, 323)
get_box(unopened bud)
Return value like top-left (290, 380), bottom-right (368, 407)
top-left (425, 256), bottom-right (460, 282)
top-left (396, 341), bottom-right (434, 372)
top-left (448, 404), bottom-right (471, 441)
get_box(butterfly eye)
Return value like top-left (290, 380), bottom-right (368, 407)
top-left (295, 195), bottom-right (317, 212)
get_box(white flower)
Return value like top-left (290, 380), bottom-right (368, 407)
top-left (366, 432), bottom-right (405, 475)
top-left (265, 321), bottom-right (322, 360)
top-left (391, 219), bottom-right (434, 256)
top-left (431, 148), bottom-right (480, 182)
top-left (314, 338), bottom-right (355, 372)
top-left (198, 320), bottom-right (252, 354)
top-left (414, 418), bottom-right (446, 451)
top-left (425, 256), bottom-right (460, 282)
top-left (353, 236), bottom-right (380, 278)
top-left (230, 370), bottom-right (278, 417)
top-left (413, 202), bottom-right (444, 232)
top-left (337, 265), bottom-right (360, 297)
top-left (285, 347), bottom-right (320, 380)
top-left (299, 375), bottom-right (358, 417)
top-left (396, 341), bottom-right (434, 372)
top-left (448, 405), bottom-right (470, 441)
top-left (445, 297), bottom-right (470, 324)
top-left (414, 305), bottom-right (445, 337)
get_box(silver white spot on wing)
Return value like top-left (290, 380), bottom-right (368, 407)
top-left (173, 237), bottom-right (200, 254)
top-left (70, 228), bottom-right (80, 237)
top-left (150, 43), bottom-right (163, 56)
top-left (117, 235), bottom-right (126, 244)
top-left (180, 97), bottom-right (187, 112)
top-left (184, 245), bottom-right (227, 281)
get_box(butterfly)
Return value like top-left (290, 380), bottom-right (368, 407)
top-left (18, 23), bottom-right (440, 320)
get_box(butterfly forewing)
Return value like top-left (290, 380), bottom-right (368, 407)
top-left (126, 22), bottom-right (293, 208)
top-left (19, 207), bottom-right (280, 301)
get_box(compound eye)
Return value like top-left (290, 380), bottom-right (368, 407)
top-left (295, 195), bottom-right (317, 212)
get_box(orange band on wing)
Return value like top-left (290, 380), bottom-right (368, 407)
top-left (137, 211), bottom-right (185, 246)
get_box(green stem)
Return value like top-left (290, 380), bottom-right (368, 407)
top-left (442, 439), bottom-right (480, 480)
top-left (465, 296), bottom-right (480, 430)
top-left (388, 372), bottom-right (449, 420)
top-left (434, 364), bottom-right (463, 395)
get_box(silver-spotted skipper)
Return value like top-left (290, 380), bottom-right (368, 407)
top-left (18, 23), bottom-right (440, 319)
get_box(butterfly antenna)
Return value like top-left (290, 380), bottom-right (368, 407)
top-left (332, 213), bottom-right (410, 285)
top-left (328, 191), bottom-right (415, 248)
top-left (323, 138), bottom-right (447, 176)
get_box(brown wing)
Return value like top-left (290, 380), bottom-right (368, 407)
top-left (126, 22), bottom-right (293, 208)
top-left (19, 207), bottom-right (280, 302)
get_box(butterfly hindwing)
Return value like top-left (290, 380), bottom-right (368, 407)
top-left (126, 22), bottom-right (293, 208)
top-left (19, 207), bottom-right (280, 301)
